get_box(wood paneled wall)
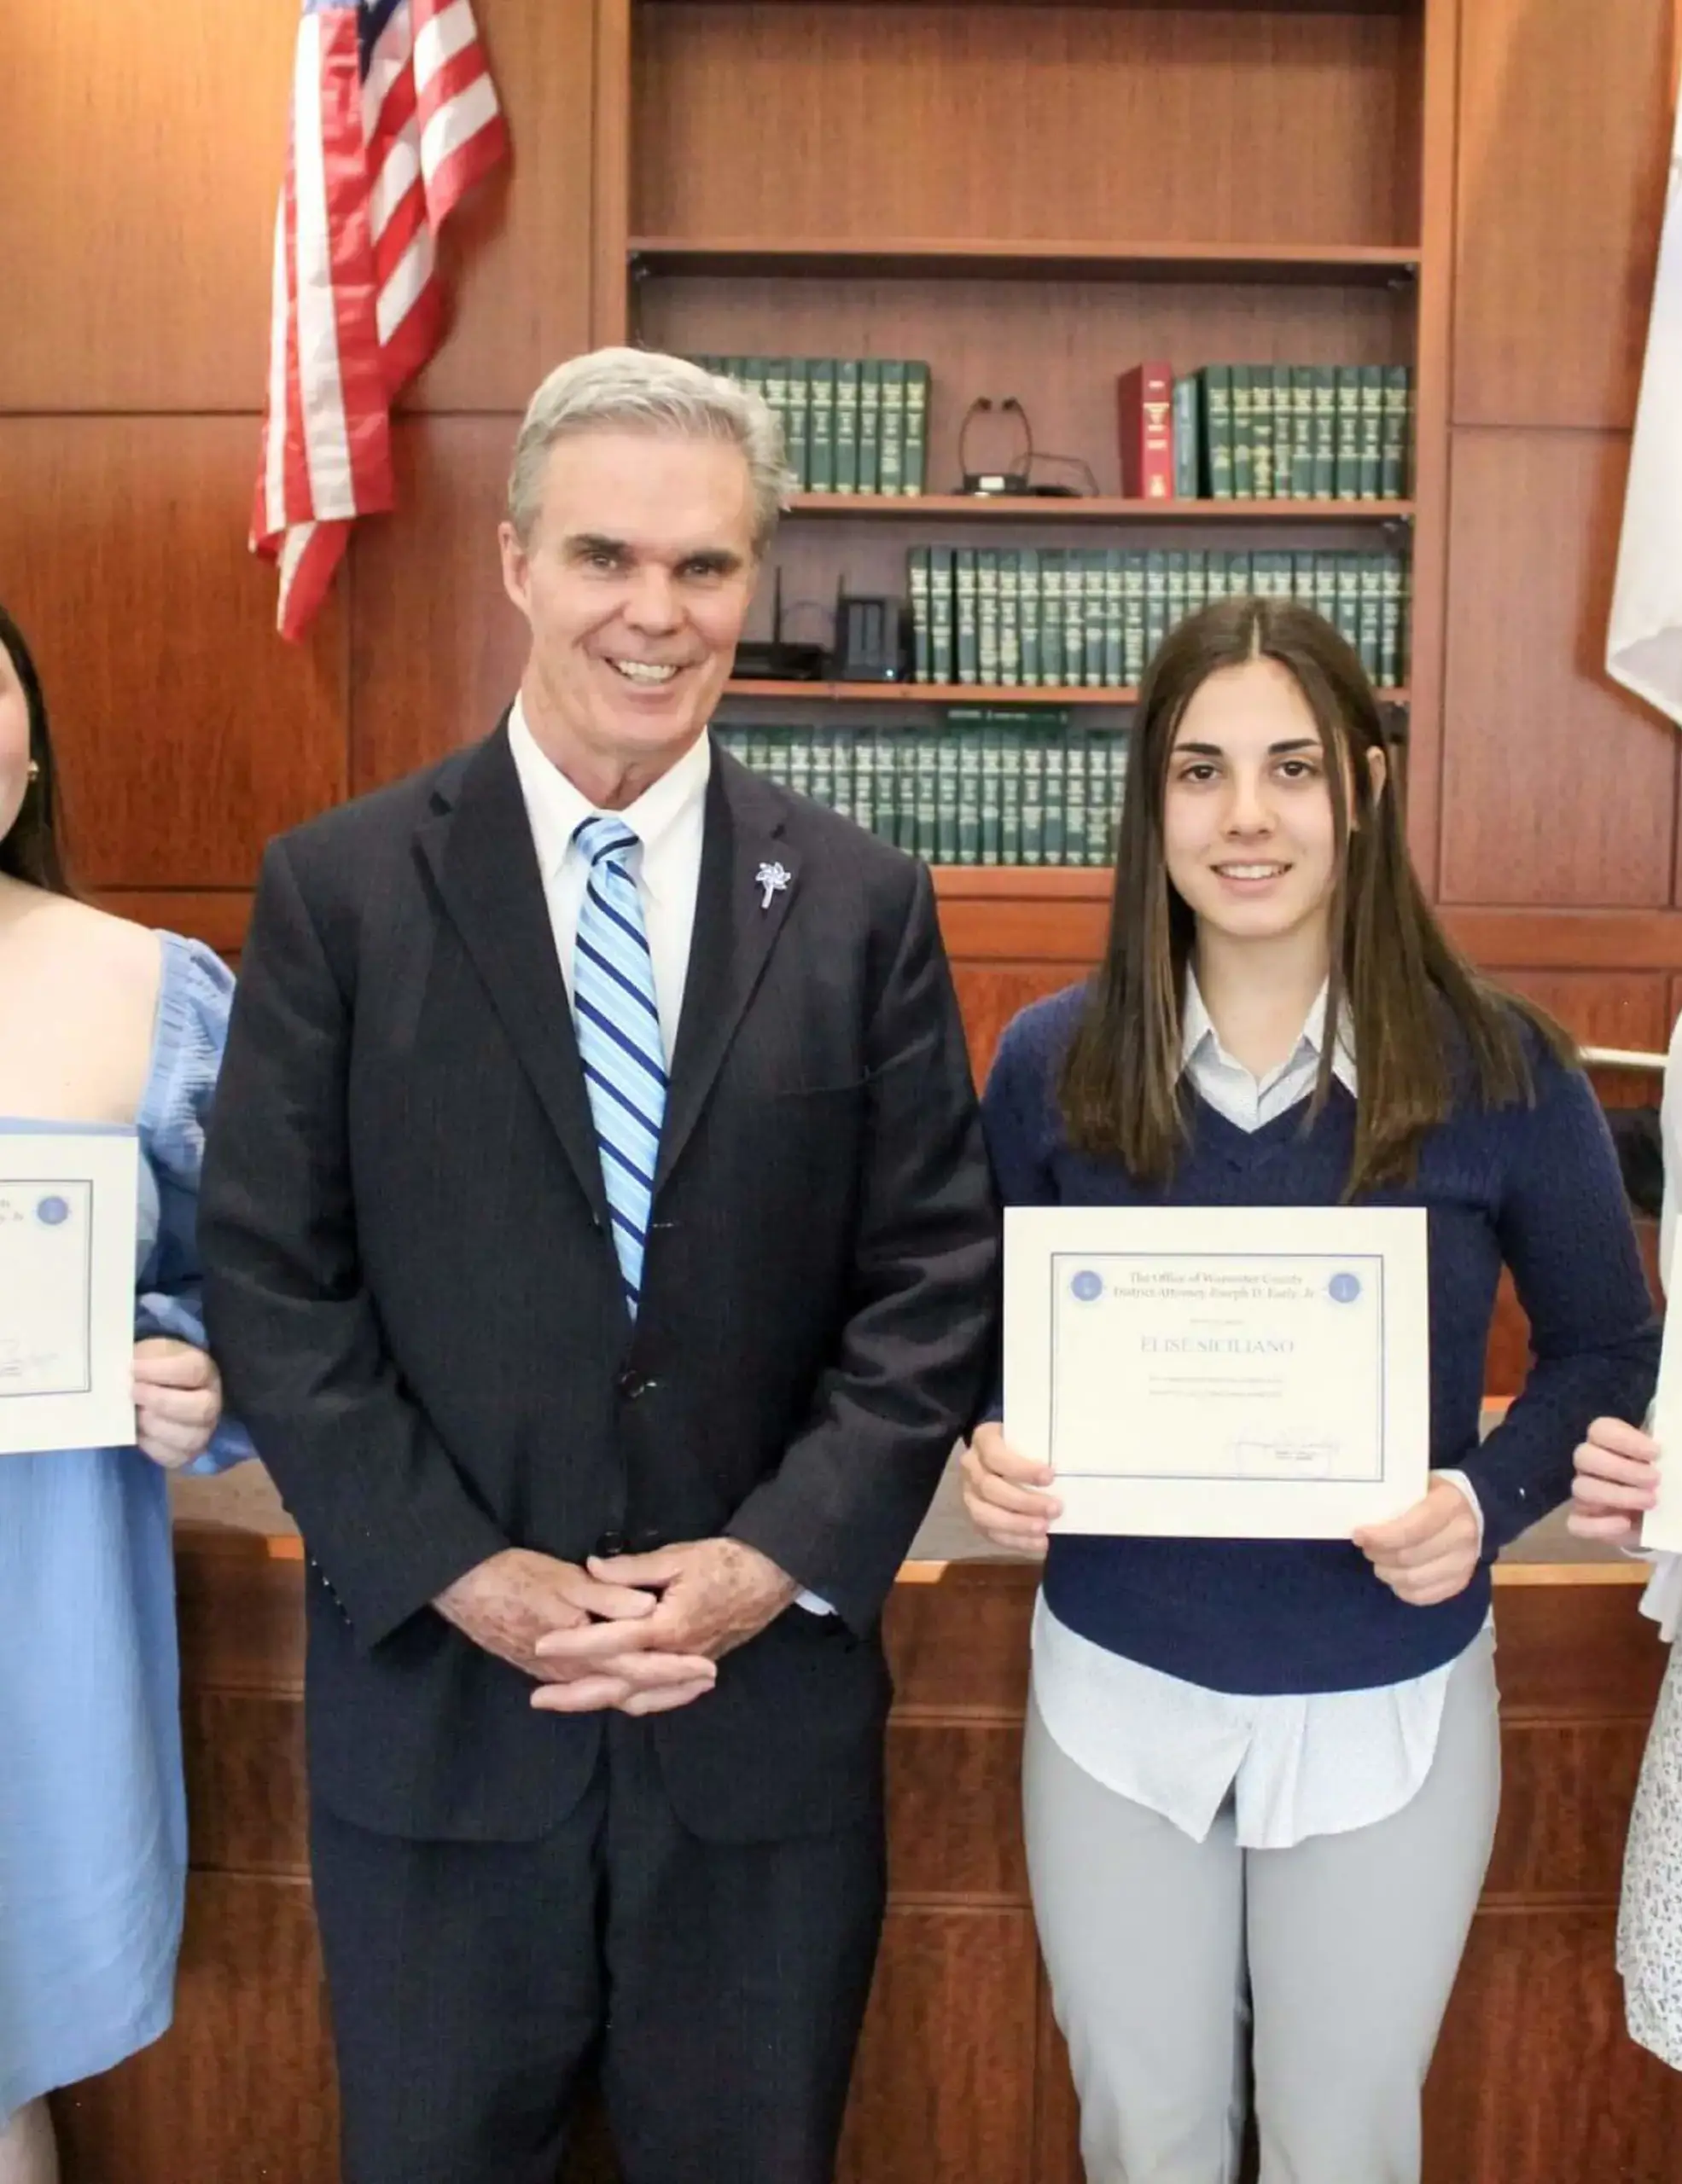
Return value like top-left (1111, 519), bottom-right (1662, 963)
top-left (1440, 0), bottom-right (1680, 952)
top-left (0, 0), bottom-right (599, 950)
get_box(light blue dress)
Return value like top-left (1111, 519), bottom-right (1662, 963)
top-left (0, 932), bottom-right (251, 2123)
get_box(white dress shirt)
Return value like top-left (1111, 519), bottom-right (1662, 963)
top-left (1032, 972), bottom-right (1489, 1850)
top-left (507, 698), bottom-right (832, 1615)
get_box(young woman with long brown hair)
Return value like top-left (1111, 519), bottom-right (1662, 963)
top-left (0, 605), bottom-right (248, 2184)
top-left (963, 596), bottom-right (1656, 2184)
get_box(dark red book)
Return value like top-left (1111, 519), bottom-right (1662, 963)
top-left (1117, 362), bottom-right (1176, 499)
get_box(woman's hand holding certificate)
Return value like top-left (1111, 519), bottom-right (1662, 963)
top-left (1002, 1204), bottom-right (1430, 1541)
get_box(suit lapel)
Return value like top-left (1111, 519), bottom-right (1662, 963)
top-left (415, 724), bottom-right (611, 1231)
top-left (655, 754), bottom-right (800, 1194)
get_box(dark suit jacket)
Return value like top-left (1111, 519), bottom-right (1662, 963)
top-left (200, 726), bottom-right (999, 1844)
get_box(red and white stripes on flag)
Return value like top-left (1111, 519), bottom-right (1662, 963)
top-left (252, 0), bottom-right (508, 641)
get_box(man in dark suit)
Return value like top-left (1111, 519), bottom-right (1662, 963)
top-left (199, 346), bottom-right (998, 2184)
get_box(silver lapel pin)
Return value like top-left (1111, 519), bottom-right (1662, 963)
top-left (755, 859), bottom-right (792, 911)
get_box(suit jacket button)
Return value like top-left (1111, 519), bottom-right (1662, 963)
top-left (616, 1369), bottom-right (655, 1401)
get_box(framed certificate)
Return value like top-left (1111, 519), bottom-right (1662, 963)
top-left (1004, 1205), bottom-right (1430, 1538)
top-left (0, 1124), bottom-right (139, 1455)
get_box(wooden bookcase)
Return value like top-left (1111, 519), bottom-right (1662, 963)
top-left (582, 10), bottom-right (1464, 2182)
top-left (593, 0), bottom-right (1455, 1018)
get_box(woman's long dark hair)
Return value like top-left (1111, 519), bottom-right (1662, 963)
top-left (0, 603), bottom-right (71, 896)
top-left (1060, 595), bottom-right (1574, 1197)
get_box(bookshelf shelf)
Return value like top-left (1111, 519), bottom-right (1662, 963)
top-left (783, 495), bottom-right (1416, 524)
top-left (725, 680), bottom-right (1132, 706)
top-left (932, 868), bottom-right (1115, 900)
top-left (631, 239), bottom-right (1421, 285)
top-left (724, 680), bottom-right (1411, 707)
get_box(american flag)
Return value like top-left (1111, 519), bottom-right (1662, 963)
top-left (252, 0), bottom-right (509, 640)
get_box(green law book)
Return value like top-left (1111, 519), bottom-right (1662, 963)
top-left (957, 721), bottom-right (983, 864)
top-left (764, 357), bottom-right (791, 483)
top-left (1103, 550), bottom-right (1125, 687)
top-left (954, 549), bottom-right (980, 686)
top-left (858, 359), bottom-right (882, 495)
top-left (1040, 552), bottom-right (1066, 688)
top-left (1201, 366), bottom-right (1234, 499)
top-left (1272, 365), bottom-right (1294, 504)
top-left (1144, 549), bottom-right (1169, 667)
top-left (1292, 549), bottom-right (1318, 601)
top-left (1121, 551), bottom-right (1146, 687)
top-left (1061, 555), bottom-right (1085, 688)
top-left (999, 722), bottom-right (1024, 865)
top-left (834, 360), bottom-right (861, 493)
top-left (785, 359), bottom-right (811, 491)
top-left (1042, 728), bottom-right (1067, 868)
top-left (1173, 376), bottom-right (1202, 498)
top-left (1231, 365), bottom-right (1254, 499)
top-left (935, 731), bottom-right (961, 862)
top-left (1020, 727), bottom-right (1045, 868)
top-left (1359, 366), bottom-right (1384, 500)
top-left (976, 549), bottom-right (1001, 688)
top-left (1184, 547), bottom-right (1208, 614)
top-left (1314, 553), bottom-right (1339, 630)
top-left (1334, 367), bottom-right (1363, 499)
top-left (1359, 555), bottom-right (1384, 681)
top-left (807, 360), bottom-right (836, 492)
top-left (830, 728), bottom-right (857, 825)
top-left (811, 724), bottom-right (835, 811)
top-left (915, 731), bottom-right (940, 860)
top-left (1081, 550), bottom-right (1107, 688)
top-left (1311, 368), bottom-right (1336, 499)
top-left (1382, 366), bottom-right (1411, 497)
top-left (1251, 370), bottom-right (1276, 500)
top-left (849, 726), bottom-right (873, 833)
top-left (928, 545), bottom-right (955, 684)
top-left (1064, 728), bottom-right (1089, 868)
top-left (998, 550), bottom-right (1023, 688)
top-left (908, 547), bottom-right (933, 684)
top-left (980, 720), bottom-right (1004, 865)
top-left (897, 734), bottom-right (922, 856)
top-left (1290, 367), bottom-right (1316, 498)
top-left (1226, 549), bottom-right (1254, 596)
top-left (1336, 553), bottom-right (1363, 650)
top-left (1018, 548), bottom-right (1042, 686)
top-left (878, 360), bottom-right (906, 497)
top-left (788, 727), bottom-right (813, 803)
top-left (1166, 549), bottom-right (1189, 638)
top-left (873, 734), bottom-right (899, 843)
top-left (902, 362), bottom-right (930, 494)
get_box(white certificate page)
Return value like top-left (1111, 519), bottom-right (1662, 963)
top-left (0, 1127), bottom-right (139, 1455)
top-left (1004, 1205), bottom-right (1430, 1538)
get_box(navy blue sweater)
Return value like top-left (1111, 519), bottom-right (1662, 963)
top-left (983, 985), bottom-right (1660, 1695)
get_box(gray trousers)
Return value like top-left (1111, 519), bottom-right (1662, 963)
top-left (1022, 1630), bottom-right (1500, 2184)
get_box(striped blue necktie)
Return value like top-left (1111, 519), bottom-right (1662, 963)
top-left (571, 816), bottom-right (666, 1316)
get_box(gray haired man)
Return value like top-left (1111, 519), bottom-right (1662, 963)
top-left (200, 347), bottom-right (999, 2184)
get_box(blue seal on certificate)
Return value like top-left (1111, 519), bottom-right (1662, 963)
top-left (1069, 1269), bottom-right (1103, 1303)
top-left (35, 1195), bottom-right (70, 1227)
top-left (1328, 1271), bottom-right (1362, 1304)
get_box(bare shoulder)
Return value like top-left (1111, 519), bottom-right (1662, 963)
top-left (0, 888), bottom-right (164, 1120)
top-left (39, 894), bottom-right (165, 1003)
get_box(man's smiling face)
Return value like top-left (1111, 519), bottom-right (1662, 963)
top-left (499, 426), bottom-right (760, 799)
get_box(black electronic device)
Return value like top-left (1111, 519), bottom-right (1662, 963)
top-left (832, 590), bottom-right (907, 682)
top-left (730, 566), bottom-right (829, 681)
top-left (957, 395), bottom-right (1032, 496)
